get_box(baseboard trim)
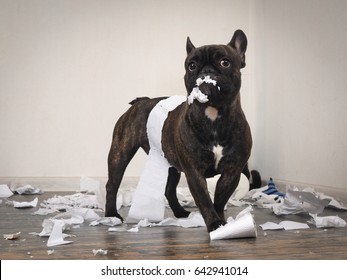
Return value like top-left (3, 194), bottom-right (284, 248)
top-left (0, 176), bottom-right (344, 195)
top-left (0, 177), bottom-right (108, 192)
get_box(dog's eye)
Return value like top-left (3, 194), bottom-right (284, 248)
top-left (220, 59), bottom-right (231, 68)
top-left (188, 62), bottom-right (197, 71)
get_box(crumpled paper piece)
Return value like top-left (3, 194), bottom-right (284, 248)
top-left (14, 184), bottom-right (43, 195)
top-left (32, 208), bottom-right (59, 215)
top-left (47, 220), bottom-right (73, 247)
top-left (79, 177), bottom-right (106, 211)
top-left (92, 249), bottom-right (108, 256)
top-left (273, 186), bottom-right (331, 215)
top-left (312, 189), bottom-right (347, 210)
top-left (90, 217), bottom-right (122, 226)
top-left (136, 212), bottom-right (205, 228)
top-left (38, 208), bottom-right (100, 237)
top-left (37, 208), bottom-right (102, 246)
top-left (259, 221), bottom-right (309, 230)
top-left (210, 206), bottom-right (257, 241)
top-left (42, 193), bottom-right (100, 210)
top-left (3, 232), bottom-right (21, 240)
top-left (308, 214), bottom-right (347, 228)
top-left (12, 197), bottom-right (38, 208)
top-left (0, 184), bottom-right (14, 198)
top-left (55, 208), bottom-right (100, 223)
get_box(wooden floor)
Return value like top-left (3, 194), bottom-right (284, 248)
top-left (1, 187), bottom-right (347, 260)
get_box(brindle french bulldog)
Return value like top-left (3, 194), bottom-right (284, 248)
top-left (105, 29), bottom-right (255, 232)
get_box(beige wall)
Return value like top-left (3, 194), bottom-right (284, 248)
top-left (0, 0), bottom-right (346, 189)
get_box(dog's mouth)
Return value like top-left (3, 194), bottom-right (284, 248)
top-left (187, 75), bottom-right (221, 105)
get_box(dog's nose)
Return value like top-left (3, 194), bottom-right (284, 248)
top-left (200, 65), bottom-right (217, 75)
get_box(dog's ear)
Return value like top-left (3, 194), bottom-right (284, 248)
top-left (228, 29), bottom-right (247, 68)
top-left (186, 37), bottom-right (195, 54)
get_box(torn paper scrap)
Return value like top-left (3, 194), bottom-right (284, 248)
top-left (175, 212), bottom-right (206, 228)
top-left (308, 214), bottom-right (347, 228)
top-left (108, 227), bottom-right (127, 232)
top-left (42, 193), bottom-right (100, 210)
top-left (0, 184), bottom-right (14, 198)
top-left (90, 217), bottom-right (122, 227)
top-left (39, 218), bottom-right (72, 237)
top-left (53, 208), bottom-right (100, 224)
top-left (127, 227), bottom-right (139, 233)
top-left (3, 232), bottom-right (21, 240)
top-left (52, 212), bottom-right (84, 225)
top-left (39, 208), bottom-right (101, 238)
top-left (80, 176), bottom-right (106, 210)
top-left (14, 185), bottom-right (43, 195)
top-left (154, 212), bottom-right (206, 228)
top-left (13, 197), bottom-right (38, 208)
top-left (210, 212), bottom-right (257, 241)
top-left (47, 220), bottom-right (73, 247)
top-left (135, 212), bottom-right (206, 229)
top-left (272, 185), bottom-right (331, 215)
top-left (39, 219), bottom-right (55, 237)
top-left (92, 249), bottom-right (108, 256)
top-left (259, 221), bottom-right (309, 230)
top-left (316, 192), bottom-right (347, 210)
top-left (32, 208), bottom-right (59, 215)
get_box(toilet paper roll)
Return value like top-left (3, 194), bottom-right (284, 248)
top-left (210, 212), bottom-right (257, 241)
top-left (127, 96), bottom-right (186, 223)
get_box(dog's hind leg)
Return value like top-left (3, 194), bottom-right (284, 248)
top-left (105, 108), bottom-right (147, 219)
top-left (105, 97), bottom-right (164, 219)
top-left (105, 144), bottom-right (138, 220)
top-left (165, 167), bottom-right (190, 218)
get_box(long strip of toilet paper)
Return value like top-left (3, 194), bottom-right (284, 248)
top-left (127, 96), bottom-right (186, 223)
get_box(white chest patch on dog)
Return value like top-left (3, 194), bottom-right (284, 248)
top-left (205, 106), bottom-right (219, 121)
top-left (213, 144), bottom-right (224, 169)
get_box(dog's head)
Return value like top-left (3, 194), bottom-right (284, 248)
top-left (184, 30), bottom-right (247, 107)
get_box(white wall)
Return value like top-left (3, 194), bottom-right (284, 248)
top-left (0, 0), bottom-right (346, 190)
top-left (0, 0), bottom-right (252, 178)
top-left (251, 0), bottom-right (347, 189)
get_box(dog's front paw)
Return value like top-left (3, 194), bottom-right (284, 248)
top-left (208, 220), bottom-right (226, 232)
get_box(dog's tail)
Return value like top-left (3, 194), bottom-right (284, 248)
top-left (242, 164), bottom-right (262, 190)
top-left (129, 97), bottom-right (150, 105)
top-left (249, 170), bottom-right (262, 190)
